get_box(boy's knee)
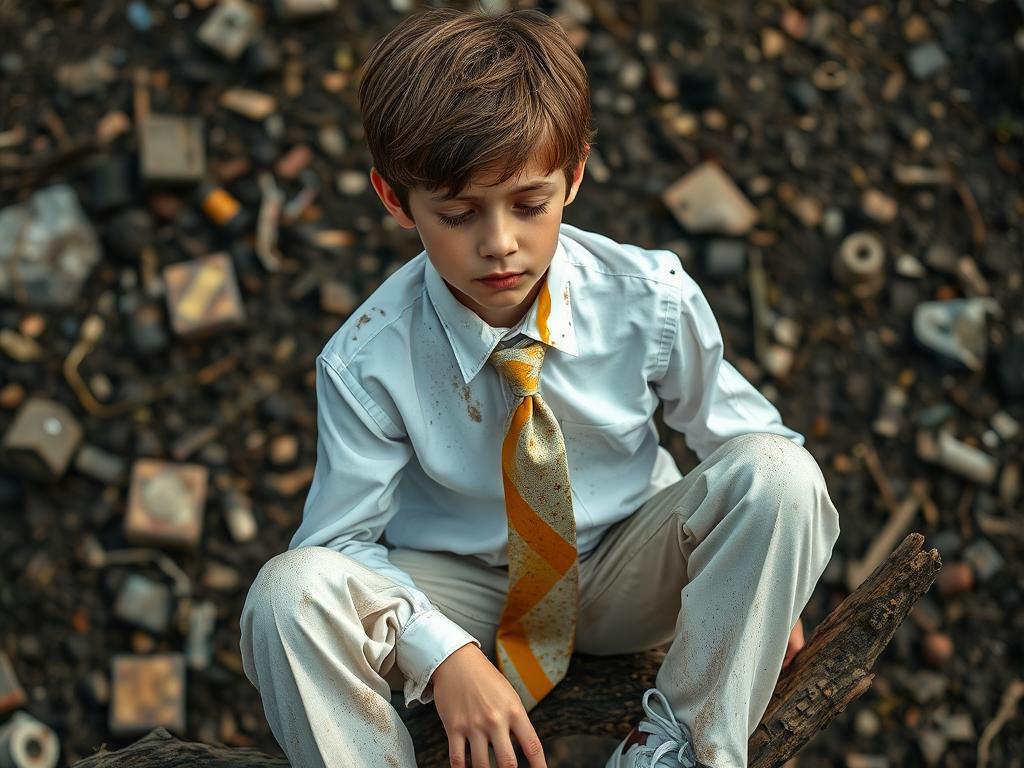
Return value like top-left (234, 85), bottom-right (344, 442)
top-left (721, 433), bottom-right (838, 535)
top-left (244, 546), bottom-right (346, 626)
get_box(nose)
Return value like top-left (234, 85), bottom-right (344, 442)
top-left (478, 209), bottom-right (517, 260)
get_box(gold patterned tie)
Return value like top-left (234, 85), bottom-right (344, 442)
top-left (489, 341), bottom-right (579, 711)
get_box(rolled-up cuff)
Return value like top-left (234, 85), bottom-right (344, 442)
top-left (396, 608), bottom-right (481, 707)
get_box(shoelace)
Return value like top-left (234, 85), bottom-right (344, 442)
top-left (636, 688), bottom-right (699, 768)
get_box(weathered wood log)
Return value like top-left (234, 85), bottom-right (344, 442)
top-left (73, 729), bottom-right (288, 767)
top-left (73, 534), bottom-right (940, 768)
top-left (747, 532), bottom-right (941, 768)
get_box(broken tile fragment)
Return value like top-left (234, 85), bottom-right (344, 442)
top-left (662, 162), bottom-right (758, 236)
top-left (109, 654), bottom-right (186, 736)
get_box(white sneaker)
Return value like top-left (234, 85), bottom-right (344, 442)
top-left (604, 688), bottom-right (701, 768)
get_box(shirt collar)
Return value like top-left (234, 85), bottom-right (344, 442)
top-left (424, 234), bottom-right (578, 383)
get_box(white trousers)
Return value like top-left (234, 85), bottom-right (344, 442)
top-left (240, 433), bottom-right (840, 767)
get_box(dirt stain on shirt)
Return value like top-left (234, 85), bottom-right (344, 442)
top-left (452, 377), bottom-right (483, 422)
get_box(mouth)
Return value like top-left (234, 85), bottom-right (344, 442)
top-left (476, 272), bottom-right (525, 290)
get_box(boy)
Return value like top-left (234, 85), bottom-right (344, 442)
top-left (240, 7), bottom-right (840, 768)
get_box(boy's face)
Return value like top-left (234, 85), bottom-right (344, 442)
top-left (370, 149), bottom-right (587, 328)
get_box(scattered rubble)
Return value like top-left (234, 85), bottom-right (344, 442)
top-left (0, 1), bottom-right (1022, 766)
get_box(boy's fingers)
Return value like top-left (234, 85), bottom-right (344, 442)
top-left (489, 731), bottom-right (520, 768)
top-left (447, 734), bottom-right (467, 768)
top-left (511, 715), bottom-right (547, 768)
top-left (469, 733), bottom-right (492, 768)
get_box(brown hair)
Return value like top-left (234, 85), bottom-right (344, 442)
top-left (357, 6), bottom-right (596, 219)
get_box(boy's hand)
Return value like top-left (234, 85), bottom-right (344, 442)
top-left (431, 643), bottom-right (547, 768)
top-left (782, 617), bottom-right (805, 669)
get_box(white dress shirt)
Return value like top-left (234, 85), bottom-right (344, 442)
top-left (291, 221), bottom-right (803, 706)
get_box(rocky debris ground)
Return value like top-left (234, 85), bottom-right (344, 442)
top-left (0, 0), bottom-right (1022, 766)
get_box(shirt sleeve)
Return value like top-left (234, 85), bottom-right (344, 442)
top-left (290, 354), bottom-right (481, 707)
top-left (653, 271), bottom-right (804, 461)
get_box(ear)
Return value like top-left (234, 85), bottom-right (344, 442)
top-left (563, 147), bottom-right (589, 207)
top-left (369, 167), bottom-right (416, 228)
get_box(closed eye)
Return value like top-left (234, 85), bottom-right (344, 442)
top-left (438, 202), bottom-right (549, 229)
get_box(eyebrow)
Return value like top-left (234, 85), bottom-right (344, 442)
top-left (430, 181), bottom-right (557, 202)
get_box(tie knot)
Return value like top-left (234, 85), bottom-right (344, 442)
top-left (489, 342), bottom-right (545, 397)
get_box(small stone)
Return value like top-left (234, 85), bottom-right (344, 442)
top-left (990, 411), bottom-right (1020, 441)
top-left (618, 59), bottom-right (645, 91)
top-left (789, 194), bottom-right (823, 228)
top-left (317, 125), bottom-right (347, 160)
top-left (781, 8), bottom-right (807, 39)
top-left (772, 317), bottom-right (802, 349)
top-left (861, 188), bottom-right (898, 223)
top-left (223, 489), bottom-right (258, 543)
top-left (275, 144), bottom-right (313, 180)
top-left (937, 712), bottom-right (976, 742)
top-left (0, 383), bottom-right (26, 410)
top-left (202, 561), bottom-right (241, 591)
top-left (956, 256), bottom-right (990, 297)
top-left (321, 70), bottom-right (347, 93)
top-left (923, 631), bottom-right (954, 667)
top-left (762, 345), bottom-right (795, 379)
top-left (96, 111), bottom-right (132, 144)
top-left (895, 253), bottom-right (926, 278)
top-left (909, 670), bottom-right (948, 704)
top-left (703, 240), bottom-right (747, 280)
top-left (903, 14), bottom-right (930, 43)
top-left (961, 538), bottom-right (1004, 581)
top-left (74, 443), bottom-right (128, 485)
top-left (761, 28), bottom-right (785, 58)
top-left (907, 42), bottom-right (950, 80)
top-left (114, 574), bottom-right (173, 634)
top-left (336, 170), bottom-right (368, 196)
top-left (854, 708), bottom-right (881, 738)
top-left (910, 128), bottom-right (932, 151)
top-left (916, 730), bottom-right (948, 767)
top-left (701, 108), bottom-right (727, 131)
top-left (846, 755), bottom-right (889, 768)
top-left (219, 88), bottom-right (276, 120)
top-left (668, 111), bottom-right (699, 137)
top-left (647, 61), bottom-right (678, 100)
top-left (20, 316), bottom-right (49, 338)
top-left (787, 78), bottom-right (820, 113)
top-left (923, 243), bottom-right (958, 273)
top-left (269, 434), bottom-right (299, 466)
top-left (822, 207), bottom-right (844, 238)
top-left (935, 561), bottom-right (974, 598)
top-left (55, 50), bottom-right (117, 96)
